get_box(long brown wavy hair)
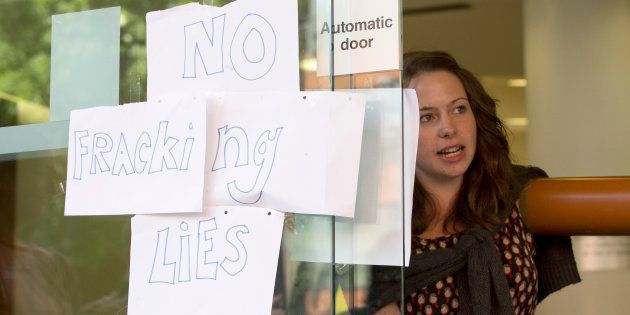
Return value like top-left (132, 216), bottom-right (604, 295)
top-left (404, 51), bottom-right (515, 235)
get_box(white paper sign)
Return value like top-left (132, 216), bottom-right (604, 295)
top-left (286, 88), bottom-right (418, 266)
top-left (146, 0), bottom-right (299, 100)
top-left (128, 206), bottom-right (284, 315)
top-left (200, 91), bottom-right (365, 217)
top-left (317, 0), bottom-right (400, 76)
top-left (64, 96), bottom-right (206, 215)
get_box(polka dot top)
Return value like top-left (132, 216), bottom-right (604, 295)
top-left (404, 208), bottom-right (538, 315)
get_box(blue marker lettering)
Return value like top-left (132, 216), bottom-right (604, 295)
top-left (90, 132), bottom-right (113, 174)
top-left (212, 125), bottom-right (249, 171)
top-left (179, 137), bottom-right (195, 171)
top-left (149, 227), bottom-right (176, 284)
top-left (228, 127), bottom-right (283, 204)
top-left (182, 15), bottom-right (226, 78)
top-left (112, 133), bottom-right (135, 176)
top-left (196, 218), bottom-right (218, 280)
top-left (148, 121), bottom-right (180, 174)
top-left (73, 130), bottom-right (89, 180)
top-left (179, 221), bottom-right (191, 282)
top-left (220, 225), bottom-right (250, 276)
top-left (134, 131), bottom-right (152, 174)
top-left (230, 14), bottom-right (277, 80)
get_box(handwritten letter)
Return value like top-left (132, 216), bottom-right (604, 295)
top-left (128, 206), bottom-right (284, 314)
top-left (146, 0), bottom-right (298, 100)
top-left (203, 91), bottom-right (366, 217)
top-left (64, 96), bottom-right (206, 215)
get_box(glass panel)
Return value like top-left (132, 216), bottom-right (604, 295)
top-left (0, 121), bottom-right (68, 156)
top-left (50, 7), bottom-right (120, 121)
top-left (285, 0), bottom-right (405, 313)
top-left (0, 0), bottom-right (406, 314)
top-left (2, 149), bottom-right (131, 314)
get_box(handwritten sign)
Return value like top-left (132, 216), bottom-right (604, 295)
top-left (64, 96), bottom-right (206, 215)
top-left (317, 0), bottom-right (400, 76)
top-left (200, 91), bottom-right (366, 217)
top-left (146, 0), bottom-right (299, 100)
top-left (128, 206), bottom-right (284, 314)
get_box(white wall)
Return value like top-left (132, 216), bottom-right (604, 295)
top-left (524, 0), bottom-right (630, 314)
top-left (525, 0), bottom-right (630, 177)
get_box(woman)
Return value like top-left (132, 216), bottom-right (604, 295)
top-left (370, 51), bottom-right (580, 315)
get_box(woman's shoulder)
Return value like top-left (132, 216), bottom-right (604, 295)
top-left (509, 164), bottom-right (549, 205)
top-left (511, 164), bottom-right (549, 181)
top-left (511, 164), bottom-right (549, 196)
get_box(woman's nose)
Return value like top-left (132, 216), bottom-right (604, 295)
top-left (438, 116), bottom-right (456, 138)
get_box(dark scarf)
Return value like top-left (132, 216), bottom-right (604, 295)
top-left (369, 227), bottom-right (514, 314)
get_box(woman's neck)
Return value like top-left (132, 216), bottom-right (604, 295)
top-left (418, 175), bottom-right (464, 239)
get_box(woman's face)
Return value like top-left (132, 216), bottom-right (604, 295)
top-left (409, 70), bottom-right (477, 186)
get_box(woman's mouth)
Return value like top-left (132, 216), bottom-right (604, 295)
top-left (438, 146), bottom-right (464, 158)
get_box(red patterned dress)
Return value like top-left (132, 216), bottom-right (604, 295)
top-left (403, 207), bottom-right (538, 315)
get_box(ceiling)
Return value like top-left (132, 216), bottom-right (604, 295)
top-left (402, 0), bottom-right (524, 76)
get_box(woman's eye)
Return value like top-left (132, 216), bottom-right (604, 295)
top-left (454, 105), bottom-right (468, 114)
top-left (420, 114), bottom-right (433, 123)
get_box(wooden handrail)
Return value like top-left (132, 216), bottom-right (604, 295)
top-left (522, 177), bottom-right (630, 235)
